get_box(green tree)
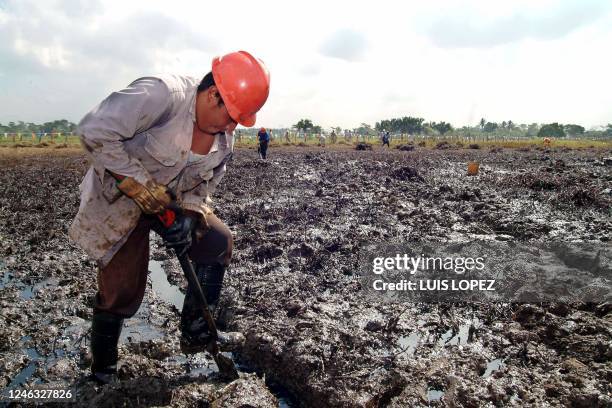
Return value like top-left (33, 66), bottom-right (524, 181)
top-left (403, 117), bottom-right (424, 134)
top-left (479, 118), bottom-right (486, 130)
top-left (563, 124), bottom-right (585, 136)
top-left (293, 118), bottom-right (314, 131)
top-left (538, 123), bottom-right (565, 138)
top-left (354, 123), bottom-right (374, 136)
top-left (527, 123), bottom-right (540, 137)
top-left (431, 121), bottom-right (453, 135)
top-left (603, 124), bottom-right (612, 137)
top-left (483, 122), bottom-right (498, 133)
top-left (375, 116), bottom-right (424, 134)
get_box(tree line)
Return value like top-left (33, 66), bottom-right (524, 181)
top-left (0, 119), bottom-right (77, 134)
top-left (292, 116), bottom-right (611, 139)
top-left (3, 117), bottom-right (611, 139)
top-left (374, 116), bottom-right (612, 138)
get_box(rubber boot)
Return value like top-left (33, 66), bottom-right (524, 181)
top-left (180, 264), bottom-right (244, 353)
top-left (90, 311), bottom-right (123, 385)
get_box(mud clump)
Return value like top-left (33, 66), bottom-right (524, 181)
top-left (253, 244), bottom-right (283, 262)
top-left (396, 144), bottom-right (415, 151)
top-left (435, 141), bottom-right (453, 149)
top-left (355, 142), bottom-right (373, 151)
top-left (390, 166), bottom-right (424, 182)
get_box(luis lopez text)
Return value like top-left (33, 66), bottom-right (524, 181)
top-left (372, 279), bottom-right (496, 292)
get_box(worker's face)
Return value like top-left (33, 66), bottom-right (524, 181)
top-left (195, 86), bottom-right (238, 134)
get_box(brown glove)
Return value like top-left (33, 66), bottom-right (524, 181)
top-left (117, 177), bottom-right (171, 214)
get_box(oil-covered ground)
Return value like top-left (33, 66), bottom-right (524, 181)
top-left (0, 144), bottom-right (610, 407)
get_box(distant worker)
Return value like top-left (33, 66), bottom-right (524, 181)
top-left (382, 130), bottom-right (390, 148)
top-left (258, 127), bottom-right (270, 159)
top-left (319, 133), bottom-right (326, 147)
top-left (285, 130), bottom-right (291, 143)
top-left (330, 130), bottom-right (337, 144)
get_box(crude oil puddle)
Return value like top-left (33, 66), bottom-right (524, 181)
top-left (482, 358), bottom-right (504, 378)
top-left (149, 261), bottom-right (184, 310)
top-left (427, 388), bottom-right (445, 402)
top-left (397, 318), bottom-right (479, 355)
top-left (438, 319), bottom-right (479, 347)
top-left (0, 265), bottom-right (11, 289)
top-left (0, 269), bottom-right (58, 300)
top-left (6, 336), bottom-right (43, 389)
top-left (19, 278), bottom-right (58, 300)
top-left (398, 332), bottom-right (421, 355)
top-left (148, 260), bottom-right (296, 407)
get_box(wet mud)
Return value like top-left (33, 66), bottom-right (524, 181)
top-left (0, 145), bottom-right (610, 407)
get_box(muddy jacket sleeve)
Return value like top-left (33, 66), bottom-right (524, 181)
top-left (77, 77), bottom-right (172, 186)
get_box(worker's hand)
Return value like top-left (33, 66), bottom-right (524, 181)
top-left (116, 177), bottom-right (171, 214)
top-left (161, 214), bottom-right (198, 256)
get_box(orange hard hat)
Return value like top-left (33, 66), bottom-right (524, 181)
top-left (212, 51), bottom-right (270, 127)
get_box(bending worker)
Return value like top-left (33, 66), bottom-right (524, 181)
top-left (69, 51), bottom-right (270, 384)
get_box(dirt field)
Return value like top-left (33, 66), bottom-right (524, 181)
top-left (0, 144), bottom-right (610, 407)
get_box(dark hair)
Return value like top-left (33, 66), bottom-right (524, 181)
top-left (197, 72), bottom-right (225, 107)
top-left (197, 72), bottom-right (215, 92)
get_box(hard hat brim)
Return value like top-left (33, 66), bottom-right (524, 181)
top-left (239, 113), bottom-right (256, 127)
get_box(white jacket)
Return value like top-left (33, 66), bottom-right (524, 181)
top-left (69, 75), bottom-right (233, 267)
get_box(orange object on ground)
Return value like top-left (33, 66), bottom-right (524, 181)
top-left (467, 161), bottom-right (480, 175)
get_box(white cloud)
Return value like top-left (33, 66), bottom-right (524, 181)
top-left (319, 29), bottom-right (367, 62)
top-left (424, 0), bottom-right (608, 48)
top-left (0, 0), bottom-right (611, 129)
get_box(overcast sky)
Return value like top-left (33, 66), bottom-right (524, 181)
top-left (1, 0), bottom-right (611, 130)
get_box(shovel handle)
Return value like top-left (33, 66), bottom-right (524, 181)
top-left (176, 251), bottom-right (220, 342)
top-left (157, 206), bottom-right (220, 343)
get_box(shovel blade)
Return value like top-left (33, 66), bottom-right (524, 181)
top-left (214, 353), bottom-right (239, 381)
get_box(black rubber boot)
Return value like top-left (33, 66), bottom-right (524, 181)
top-left (181, 263), bottom-right (225, 329)
top-left (180, 264), bottom-right (244, 353)
top-left (90, 311), bottom-right (124, 385)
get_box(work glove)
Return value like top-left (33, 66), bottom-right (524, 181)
top-left (116, 177), bottom-right (171, 214)
top-left (162, 214), bottom-right (198, 256)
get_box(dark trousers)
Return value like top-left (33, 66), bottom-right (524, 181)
top-left (259, 140), bottom-right (268, 159)
top-left (95, 213), bottom-right (233, 318)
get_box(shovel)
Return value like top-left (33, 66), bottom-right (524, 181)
top-left (159, 208), bottom-right (239, 381)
